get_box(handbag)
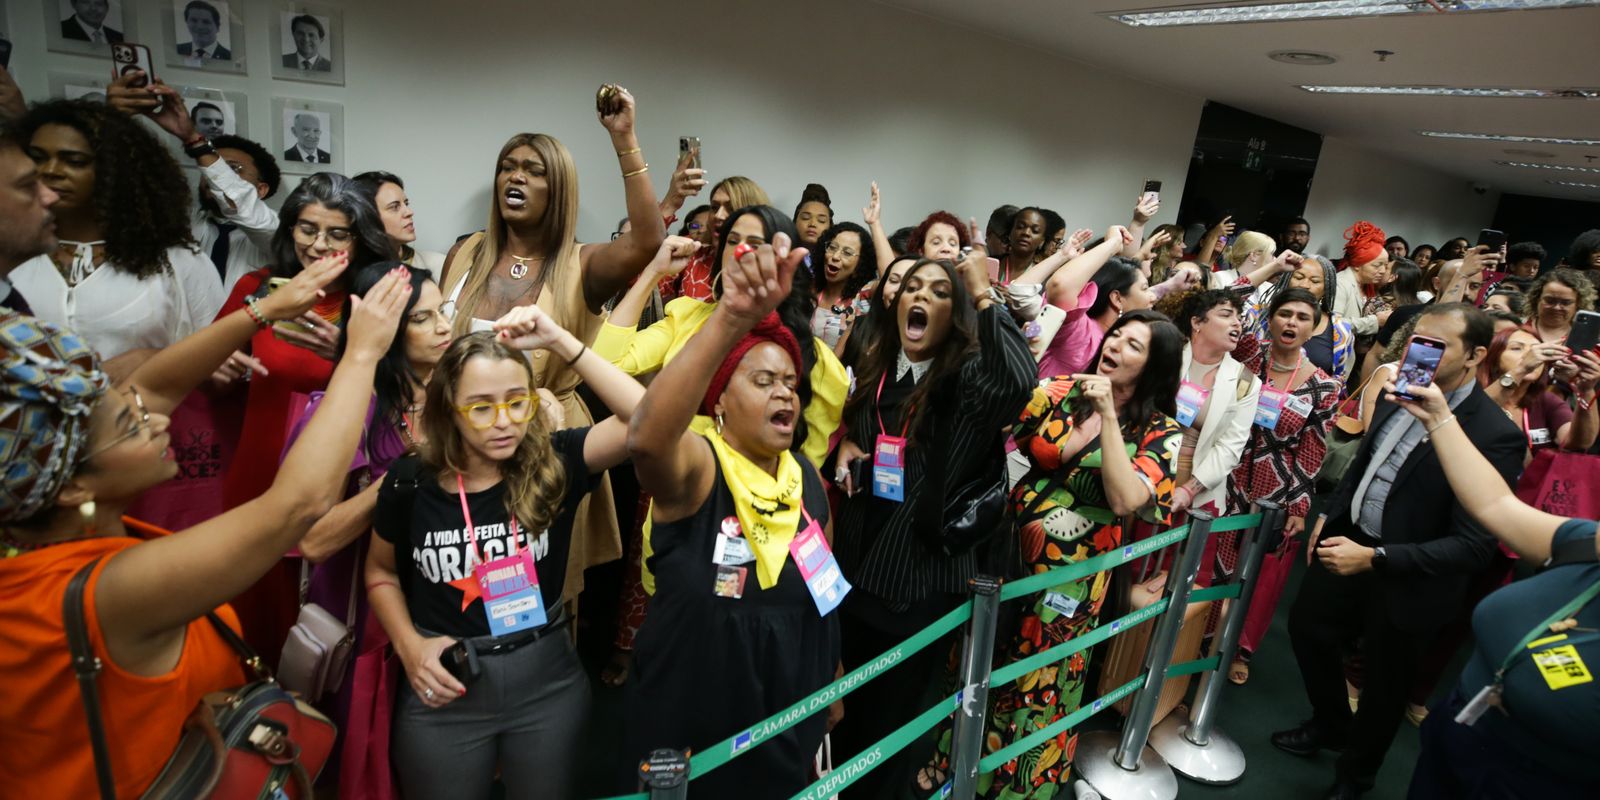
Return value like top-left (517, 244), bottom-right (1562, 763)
top-left (337, 623), bottom-right (399, 800)
top-left (65, 558), bottom-right (337, 799)
top-left (1315, 368), bottom-right (1379, 491)
top-left (917, 428), bottom-right (1012, 557)
top-left (1515, 449), bottom-right (1600, 519)
top-left (277, 559), bottom-right (358, 703)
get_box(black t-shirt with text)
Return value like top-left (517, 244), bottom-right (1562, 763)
top-left (375, 427), bottom-right (592, 637)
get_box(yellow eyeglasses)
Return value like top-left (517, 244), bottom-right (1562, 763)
top-left (455, 396), bottom-right (535, 430)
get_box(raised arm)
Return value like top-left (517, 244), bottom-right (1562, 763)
top-left (1195, 216), bottom-right (1234, 266)
top-left (1046, 227), bottom-right (1130, 307)
top-left (605, 236), bottom-right (698, 331)
top-left (657, 152), bottom-right (707, 223)
top-left (97, 268), bottom-right (408, 652)
top-left (1123, 194), bottom-right (1159, 260)
top-left (628, 235), bottom-right (807, 520)
top-left (494, 304), bottom-right (646, 471)
top-left (579, 86), bottom-right (667, 312)
top-left (863, 182), bottom-right (895, 273)
top-left (1010, 227), bottom-right (1092, 286)
top-left (1241, 250), bottom-right (1301, 288)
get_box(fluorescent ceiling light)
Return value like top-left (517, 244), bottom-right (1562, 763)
top-left (1419, 130), bottom-right (1600, 146)
top-left (1495, 160), bottom-right (1600, 172)
top-left (1548, 179), bottom-right (1600, 189)
top-left (1109, 0), bottom-right (1600, 27)
top-left (1298, 85), bottom-right (1599, 97)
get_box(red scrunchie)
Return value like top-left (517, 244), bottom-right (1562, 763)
top-left (700, 312), bottom-right (804, 416)
top-left (1341, 221), bottom-right (1386, 270)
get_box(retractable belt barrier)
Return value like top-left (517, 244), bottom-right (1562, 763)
top-left (601, 509), bottom-right (1280, 800)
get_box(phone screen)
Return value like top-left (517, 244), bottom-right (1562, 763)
top-left (679, 136), bottom-right (701, 170)
top-left (1568, 310), bottom-right (1600, 354)
top-left (1477, 228), bottom-right (1506, 252)
top-left (1394, 336), bottom-right (1446, 399)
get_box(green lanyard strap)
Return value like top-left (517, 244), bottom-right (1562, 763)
top-left (1494, 577), bottom-right (1600, 683)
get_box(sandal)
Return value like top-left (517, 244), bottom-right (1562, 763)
top-left (914, 762), bottom-right (948, 794)
top-left (600, 649), bottom-right (630, 688)
top-left (1228, 656), bottom-right (1250, 685)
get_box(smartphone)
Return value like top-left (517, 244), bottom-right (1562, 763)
top-left (441, 640), bottom-right (481, 687)
top-left (848, 457), bottom-right (872, 496)
top-left (986, 256), bottom-right (1001, 283)
top-left (1393, 335), bottom-right (1447, 400)
top-left (264, 277), bottom-right (312, 336)
top-left (1567, 309), bottom-right (1600, 355)
top-left (1142, 179), bottom-right (1161, 206)
top-left (679, 136), bottom-right (701, 170)
top-left (110, 42), bottom-right (156, 87)
top-left (1477, 228), bottom-right (1506, 252)
top-left (0, 38), bottom-right (13, 70)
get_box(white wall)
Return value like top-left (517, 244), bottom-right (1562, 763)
top-left (6, 0), bottom-right (1204, 251)
top-left (1301, 137), bottom-right (1500, 259)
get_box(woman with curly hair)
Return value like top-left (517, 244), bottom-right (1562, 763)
top-left (10, 99), bottom-right (223, 381)
top-left (1525, 267), bottom-right (1596, 345)
top-left (810, 221), bottom-right (878, 347)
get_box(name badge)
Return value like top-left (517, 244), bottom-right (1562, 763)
top-left (873, 434), bottom-right (907, 502)
top-left (1529, 427), bottom-right (1553, 447)
top-left (475, 549), bottom-right (546, 636)
top-left (1176, 380), bottom-right (1210, 428)
top-left (789, 517), bottom-right (851, 616)
top-left (1042, 591), bottom-right (1081, 619)
top-left (1254, 386), bottom-right (1290, 430)
top-left (1532, 640), bottom-right (1592, 690)
top-left (713, 565), bottom-right (748, 599)
top-left (713, 533), bottom-right (755, 567)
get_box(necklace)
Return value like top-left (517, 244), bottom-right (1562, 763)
top-left (1, 531), bottom-right (88, 558)
top-left (1269, 359), bottom-right (1299, 371)
top-left (508, 254), bottom-right (544, 280)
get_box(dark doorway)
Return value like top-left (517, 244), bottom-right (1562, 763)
top-left (1176, 101), bottom-right (1324, 245)
top-left (1491, 193), bottom-right (1600, 272)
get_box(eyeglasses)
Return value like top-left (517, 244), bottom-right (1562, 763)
top-left (686, 222), bottom-right (704, 232)
top-left (1541, 296), bottom-right (1576, 308)
top-left (824, 243), bottom-right (858, 259)
top-left (293, 222), bottom-right (353, 245)
top-left (455, 396), bottom-right (535, 430)
top-left (86, 387), bottom-right (150, 460)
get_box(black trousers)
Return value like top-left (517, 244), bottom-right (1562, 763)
top-left (1288, 544), bottom-right (1438, 785)
top-left (1408, 690), bottom-right (1594, 799)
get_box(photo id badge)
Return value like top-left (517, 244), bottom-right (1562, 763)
top-left (475, 549), bottom-right (546, 637)
top-left (873, 434), bottom-right (907, 501)
top-left (713, 565), bottom-right (748, 599)
top-left (1254, 386), bottom-right (1289, 430)
top-left (712, 532), bottom-right (755, 567)
top-left (874, 434), bottom-right (906, 469)
top-left (789, 518), bottom-right (851, 616)
top-left (1175, 380), bottom-right (1209, 428)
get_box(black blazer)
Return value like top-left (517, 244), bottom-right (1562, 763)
top-left (283, 147), bottom-right (332, 164)
top-left (1323, 383), bottom-right (1526, 632)
top-left (178, 42), bottom-right (232, 59)
top-left (61, 18), bottom-right (123, 42)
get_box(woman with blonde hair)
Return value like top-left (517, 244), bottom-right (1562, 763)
top-left (663, 175), bottom-right (770, 302)
top-left (1213, 230), bottom-right (1276, 289)
top-left (439, 85), bottom-right (665, 611)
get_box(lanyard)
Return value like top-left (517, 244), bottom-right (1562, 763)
top-left (1491, 578), bottom-right (1600, 686)
top-left (1263, 349), bottom-right (1305, 394)
top-left (456, 474), bottom-right (520, 565)
top-left (874, 371), bottom-right (914, 439)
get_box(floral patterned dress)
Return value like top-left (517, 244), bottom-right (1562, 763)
top-left (956, 378), bottom-right (1181, 798)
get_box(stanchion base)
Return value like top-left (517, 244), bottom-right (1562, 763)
top-left (1074, 730), bottom-right (1178, 800)
top-left (1147, 713), bottom-right (1246, 785)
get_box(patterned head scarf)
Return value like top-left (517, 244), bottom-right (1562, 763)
top-left (0, 311), bottom-right (109, 523)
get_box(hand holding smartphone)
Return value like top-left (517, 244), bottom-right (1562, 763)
top-left (679, 136), bottom-right (701, 170)
top-left (1476, 228), bottom-right (1506, 253)
top-left (1393, 335), bottom-right (1446, 400)
top-left (1141, 179), bottom-right (1161, 206)
top-left (1567, 309), bottom-right (1600, 355)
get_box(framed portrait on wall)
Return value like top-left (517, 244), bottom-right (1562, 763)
top-left (272, 96), bottom-right (341, 174)
top-left (44, 0), bottom-right (140, 57)
top-left (269, 2), bottom-right (342, 86)
top-left (47, 71), bottom-right (110, 102)
top-left (179, 85), bottom-right (246, 138)
top-left (161, 0), bottom-right (246, 73)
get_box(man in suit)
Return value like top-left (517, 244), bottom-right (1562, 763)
top-left (281, 14), bottom-right (331, 71)
top-left (282, 113), bottom-right (330, 163)
top-left (177, 1), bottom-right (231, 60)
top-left (61, 0), bottom-right (123, 43)
top-left (1274, 302), bottom-right (1526, 800)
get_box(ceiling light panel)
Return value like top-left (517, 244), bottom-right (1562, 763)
top-left (1495, 160), bottom-right (1600, 172)
top-left (1419, 130), bottom-right (1600, 146)
top-left (1298, 85), bottom-right (1599, 97)
top-left (1547, 180), bottom-right (1600, 189)
top-left (1109, 0), bottom-right (1600, 27)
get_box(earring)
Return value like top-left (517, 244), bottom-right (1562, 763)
top-left (715, 414), bottom-right (725, 435)
top-left (78, 501), bottom-right (97, 537)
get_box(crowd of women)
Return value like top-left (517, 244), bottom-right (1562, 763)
top-left (3, 68), bottom-right (1599, 800)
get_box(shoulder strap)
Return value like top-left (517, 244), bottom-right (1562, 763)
top-left (63, 558), bottom-right (117, 800)
top-left (1545, 532), bottom-right (1600, 569)
top-left (380, 455), bottom-right (427, 589)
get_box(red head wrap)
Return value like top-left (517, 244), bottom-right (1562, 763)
top-left (701, 312), bottom-right (804, 416)
top-left (1341, 221), bottom-right (1387, 269)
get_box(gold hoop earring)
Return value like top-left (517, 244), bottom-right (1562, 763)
top-left (78, 501), bottom-right (97, 537)
top-left (715, 414), bottom-right (724, 435)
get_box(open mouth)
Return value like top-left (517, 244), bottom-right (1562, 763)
top-left (825, 263), bottom-right (842, 280)
top-left (904, 306), bottom-right (930, 341)
top-left (504, 187), bottom-right (528, 210)
top-left (1099, 354), bottom-right (1120, 375)
top-left (1227, 328), bottom-right (1241, 343)
top-left (488, 434), bottom-right (517, 449)
top-left (1278, 328), bottom-right (1298, 345)
top-left (770, 407), bottom-right (795, 434)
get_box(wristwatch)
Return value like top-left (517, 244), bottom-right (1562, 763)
top-left (1498, 373), bottom-right (1517, 389)
top-left (183, 136), bottom-right (217, 160)
top-left (1371, 546), bottom-right (1389, 572)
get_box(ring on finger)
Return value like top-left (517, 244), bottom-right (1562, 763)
top-left (423, 687), bottom-right (435, 699)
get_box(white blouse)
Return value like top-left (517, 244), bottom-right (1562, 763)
top-left (11, 246), bottom-right (226, 359)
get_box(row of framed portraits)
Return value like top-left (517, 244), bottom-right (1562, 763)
top-left (33, 0), bottom-right (347, 85)
top-left (49, 72), bottom-right (344, 174)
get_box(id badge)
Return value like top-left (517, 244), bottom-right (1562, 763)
top-left (1254, 386), bottom-right (1289, 430)
top-left (475, 549), bottom-right (547, 636)
top-left (1176, 380), bottom-right (1209, 428)
top-left (1532, 644), bottom-right (1592, 690)
top-left (873, 434), bottom-right (907, 501)
top-left (874, 435), bottom-right (906, 468)
top-left (713, 565), bottom-right (748, 599)
top-left (1528, 427), bottom-right (1553, 447)
top-left (1041, 591), bottom-right (1080, 619)
top-left (712, 533), bottom-right (755, 567)
top-left (789, 518), bottom-right (851, 616)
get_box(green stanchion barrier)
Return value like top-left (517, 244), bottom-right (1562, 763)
top-left (1189, 583), bottom-right (1243, 604)
top-left (1000, 525), bottom-right (1189, 601)
top-left (1167, 654), bottom-right (1222, 678)
top-left (978, 675), bottom-right (1144, 773)
top-left (991, 598), bottom-right (1171, 687)
top-left (1208, 512), bottom-right (1264, 534)
top-left (788, 690), bottom-right (962, 800)
top-left (689, 600), bottom-right (973, 780)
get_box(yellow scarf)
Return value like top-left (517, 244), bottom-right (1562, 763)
top-left (705, 428), bottom-right (805, 590)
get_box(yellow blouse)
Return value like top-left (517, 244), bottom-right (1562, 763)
top-left (593, 296), bottom-right (848, 468)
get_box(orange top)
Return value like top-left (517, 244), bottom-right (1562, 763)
top-left (0, 519), bottom-right (246, 798)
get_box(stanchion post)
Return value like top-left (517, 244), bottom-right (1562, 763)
top-left (1076, 512), bottom-right (1214, 800)
top-left (638, 749), bottom-right (689, 800)
top-left (1149, 503), bottom-right (1287, 785)
top-left (949, 575), bottom-right (1002, 799)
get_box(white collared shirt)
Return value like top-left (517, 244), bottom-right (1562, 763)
top-left (189, 159), bottom-right (278, 293)
top-left (896, 351), bottom-right (932, 383)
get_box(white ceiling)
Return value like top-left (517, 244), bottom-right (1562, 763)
top-left (876, 0), bottom-right (1600, 202)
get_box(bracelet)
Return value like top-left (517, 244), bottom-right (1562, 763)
top-left (622, 164), bottom-right (649, 178)
top-left (366, 580), bottom-right (400, 593)
top-left (1426, 414), bottom-right (1458, 435)
top-left (183, 137), bottom-right (217, 160)
top-left (242, 296), bottom-right (270, 329)
top-left (1576, 394), bottom-right (1595, 412)
top-left (564, 345), bottom-right (586, 367)
top-left (616, 146), bottom-right (642, 157)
